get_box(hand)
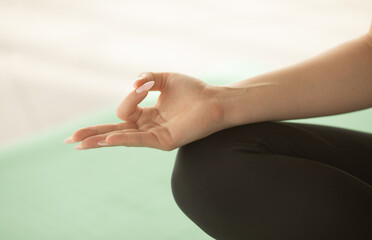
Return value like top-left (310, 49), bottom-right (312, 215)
top-left (64, 72), bottom-right (227, 151)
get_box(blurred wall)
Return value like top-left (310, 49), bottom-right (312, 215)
top-left (0, 0), bottom-right (371, 145)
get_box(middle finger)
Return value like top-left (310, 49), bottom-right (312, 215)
top-left (71, 122), bottom-right (138, 143)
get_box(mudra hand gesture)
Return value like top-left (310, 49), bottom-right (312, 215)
top-left (64, 72), bottom-right (227, 151)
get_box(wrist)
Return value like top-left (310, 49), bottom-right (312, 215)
top-left (206, 84), bottom-right (256, 129)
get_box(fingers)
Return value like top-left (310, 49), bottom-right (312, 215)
top-left (117, 72), bottom-right (170, 122)
top-left (75, 129), bottom-right (142, 150)
top-left (116, 87), bottom-right (149, 122)
top-left (67, 122), bottom-right (138, 143)
top-left (104, 131), bottom-right (162, 149)
top-left (133, 72), bottom-right (169, 92)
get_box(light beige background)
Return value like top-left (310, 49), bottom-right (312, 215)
top-left (1, 0), bottom-right (371, 145)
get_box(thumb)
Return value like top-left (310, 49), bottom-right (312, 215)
top-left (133, 72), bottom-right (170, 91)
top-left (116, 81), bottom-right (155, 122)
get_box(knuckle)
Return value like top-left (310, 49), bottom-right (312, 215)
top-left (139, 72), bottom-right (152, 80)
top-left (116, 109), bottom-right (130, 121)
top-left (77, 127), bottom-right (96, 140)
top-left (80, 140), bottom-right (89, 148)
top-left (105, 135), bottom-right (116, 144)
top-left (115, 108), bottom-right (121, 116)
top-left (116, 109), bottom-right (125, 120)
top-left (72, 130), bottom-right (85, 142)
top-left (81, 136), bottom-right (97, 147)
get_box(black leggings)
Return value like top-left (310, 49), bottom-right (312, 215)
top-left (171, 122), bottom-right (372, 240)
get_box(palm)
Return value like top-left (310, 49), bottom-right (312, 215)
top-left (68, 72), bottom-right (224, 151)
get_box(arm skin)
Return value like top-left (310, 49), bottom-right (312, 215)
top-left (212, 23), bottom-right (372, 128)
top-left (66, 22), bottom-right (372, 151)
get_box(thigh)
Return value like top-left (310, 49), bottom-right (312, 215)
top-left (265, 121), bottom-right (372, 185)
top-left (171, 122), bottom-right (372, 240)
top-left (180, 121), bottom-right (372, 185)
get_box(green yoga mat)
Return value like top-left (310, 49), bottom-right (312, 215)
top-left (0, 99), bottom-right (212, 240)
top-left (1, 68), bottom-right (371, 240)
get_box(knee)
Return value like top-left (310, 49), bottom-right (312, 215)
top-left (170, 124), bottom-right (268, 239)
top-left (170, 140), bottom-right (226, 239)
top-left (171, 121), bottom-right (283, 191)
top-left (170, 123), bottom-right (274, 212)
top-left (171, 137), bottom-right (220, 214)
top-left (170, 123), bottom-right (372, 239)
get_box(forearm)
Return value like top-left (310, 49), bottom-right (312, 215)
top-left (215, 33), bottom-right (372, 127)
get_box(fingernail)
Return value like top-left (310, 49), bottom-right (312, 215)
top-left (133, 80), bottom-right (137, 88)
top-left (97, 140), bottom-right (109, 146)
top-left (64, 136), bottom-right (74, 144)
top-left (74, 144), bottom-right (84, 150)
top-left (136, 81), bottom-right (155, 94)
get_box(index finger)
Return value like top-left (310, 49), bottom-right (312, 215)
top-left (115, 84), bottom-right (151, 122)
top-left (133, 72), bottom-right (169, 91)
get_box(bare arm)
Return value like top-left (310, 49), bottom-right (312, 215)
top-left (213, 22), bottom-right (372, 128)
top-left (66, 22), bottom-right (372, 151)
